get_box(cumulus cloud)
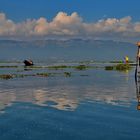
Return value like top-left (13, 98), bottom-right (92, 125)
top-left (0, 11), bottom-right (140, 39)
top-left (0, 13), bottom-right (15, 35)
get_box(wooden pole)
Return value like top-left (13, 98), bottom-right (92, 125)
top-left (135, 42), bottom-right (140, 82)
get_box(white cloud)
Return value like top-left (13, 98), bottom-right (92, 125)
top-left (0, 13), bottom-right (15, 35)
top-left (34, 17), bottom-right (49, 35)
top-left (0, 12), bottom-right (140, 39)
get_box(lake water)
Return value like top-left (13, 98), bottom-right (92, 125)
top-left (0, 40), bottom-right (140, 140)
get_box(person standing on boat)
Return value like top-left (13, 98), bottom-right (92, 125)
top-left (138, 51), bottom-right (140, 66)
top-left (137, 42), bottom-right (140, 66)
top-left (124, 56), bottom-right (129, 63)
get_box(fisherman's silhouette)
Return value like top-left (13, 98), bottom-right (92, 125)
top-left (135, 42), bottom-right (140, 110)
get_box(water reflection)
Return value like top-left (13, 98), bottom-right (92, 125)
top-left (0, 92), bottom-right (16, 111)
top-left (0, 70), bottom-right (135, 113)
top-left (34, 89), bottom-right (78, 111)
top-left (0, 65), bottom-right (136, 112)
top-left (0, 84), bottom-right (80, 112)
top-left (135, 76), bottom-right (140, 110)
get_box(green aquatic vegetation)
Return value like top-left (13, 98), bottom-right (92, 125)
top-left (75, 65), bottom-right (87, 70)
top-left (48, 65), bottom-right (71, 70)
top-left (36, 73), bottom-right (53, 77)
top-left (110, 61), bottom-right (123, 63)
top-left (105, 66), bottom-right (114, 70)
top-left (26, 66), bottom-right (44, 68)
top-left (14, 74), bottom-right (36, 78)
top-left (105, 64), bottom-right (131, 71)
top-left (47, 64), bottom-right (96, 70)
top-left (115, 64), bottom-right (131, 71)
top-left (0, 74), bottom-right (36, 80)
top-left (64, 72), bottom-right (71, 77)
top-left (0, 61), bottom-right (17, 63)
top-left (0, 66), bottom-right (18, 68)
top-left (0, 74), bottom-right (13, 79)
top-left (24, 66), bottom-right (45, 70)
top-left (128, 61), bottom-right (135, 63)
top-left (37, 72), bottom-right (72, 77)
top-left (110, 60), bottom-right (134, 64)
top-left (79, 60), bottom-right (93, 64)
top-left (0, 72), bottom-right (71, 79)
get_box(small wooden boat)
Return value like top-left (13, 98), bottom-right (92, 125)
top-left (23, 60), bottom-right (34, 66)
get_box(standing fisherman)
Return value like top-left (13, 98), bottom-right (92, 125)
top-left (137, 42), bottom-right (140, 66)
top-left (136, 42), bottom-right (140, 110)
top-left (135, 42), bottom-right (140, 81)
top-left (124, 56), bottom-right (129, 63)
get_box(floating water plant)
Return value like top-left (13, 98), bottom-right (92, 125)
top-left (48, 65), bottom-right (71, 70)
top-left (109, 61), bottom-right (124, 63)
top-left (0, 66), bottom-right (18, 68)
top-left (36, 73), bottom-right (50, 77)
top-left (105, 64), bottom-right (131, 71)
top-left (47, 64), bottom-right (96, 70)
top-left (36, 72), bottom-right (60, 77)
top-left (105, 66), bottom-right (114, 70)
top-left (115, 64), bottom-right (131, 71)
top-left (14, 74), bottom-right (36, 78)
top-left (110, 60), bottom-right (134, 64)
top-left (0, 74), bottom-right (13, 79)
top-left (64, 72), bottom-right (71, 77)
top-left (75, 65), bottom-right (87, 70)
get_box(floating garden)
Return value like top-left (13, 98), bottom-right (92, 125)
top-left (105, 64), bottom-right (131, 71)
top-left (0, 60), bottom-right (135, 80)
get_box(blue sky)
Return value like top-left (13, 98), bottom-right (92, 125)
top-left (0, 0), bottom-right (140, 41)
top-left (0, 0), bottom-right (140, 22)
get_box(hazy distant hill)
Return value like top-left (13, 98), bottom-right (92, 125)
top-left (0, 39), bottom-right (136, 62)
top-left (0, 38), bottom-right (134, 48)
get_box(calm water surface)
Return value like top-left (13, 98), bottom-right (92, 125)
top-left (0, 41), bottom-right (140, 140)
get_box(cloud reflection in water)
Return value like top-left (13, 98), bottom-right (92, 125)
top-left (0, 74), bottom-right (135, 113)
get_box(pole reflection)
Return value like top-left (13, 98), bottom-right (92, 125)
top-left (135, 76), bottom-right (140, 110)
